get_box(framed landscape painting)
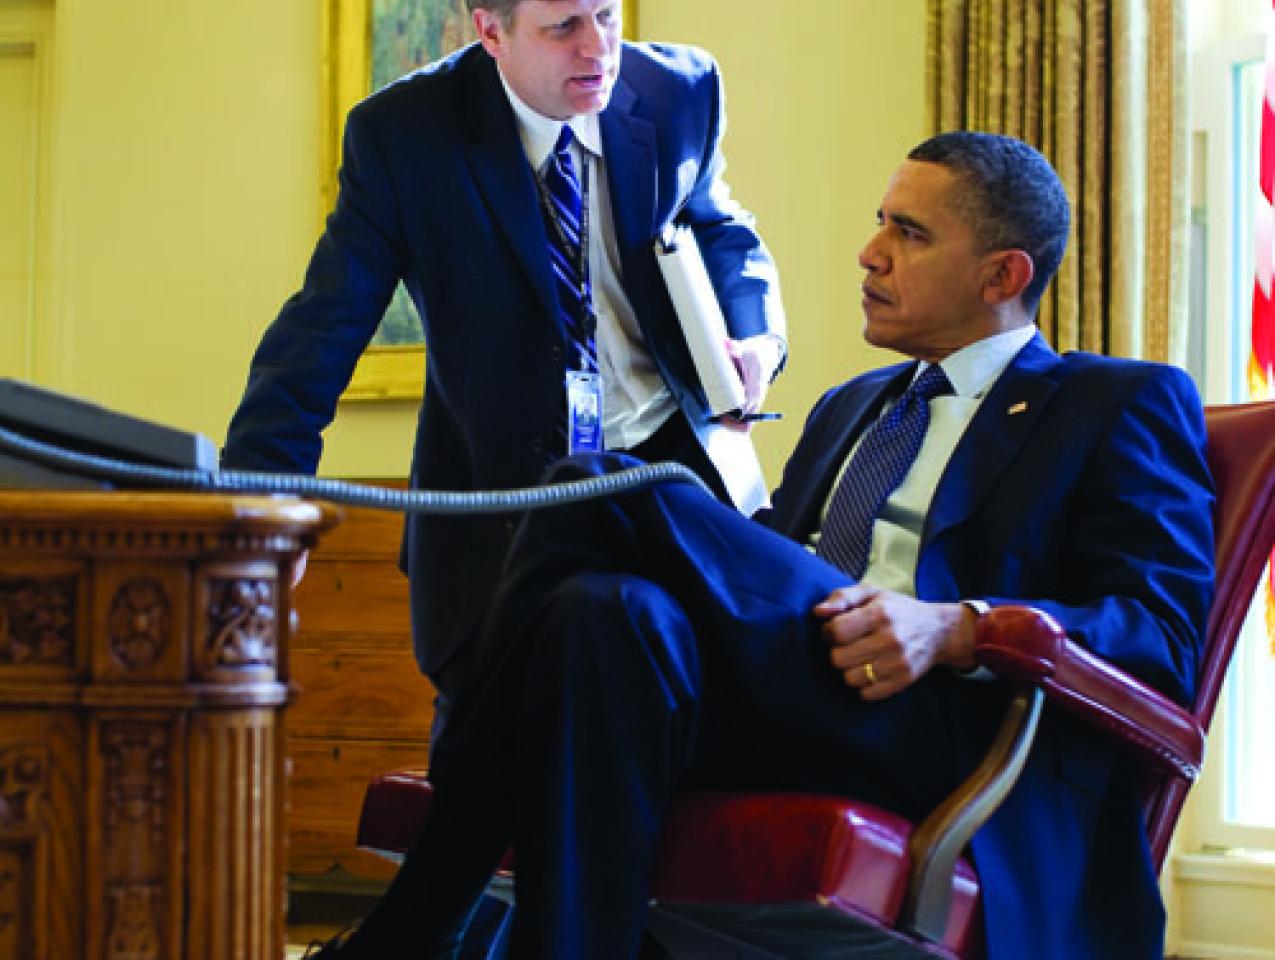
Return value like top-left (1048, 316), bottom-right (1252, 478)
top-left (324, 0), bottom-right (638, 400)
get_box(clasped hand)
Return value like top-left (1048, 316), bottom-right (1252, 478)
top-left (813, 584), bottom-right (978, 701)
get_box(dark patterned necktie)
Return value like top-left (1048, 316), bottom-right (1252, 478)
top-left (816, 364), bottom-right (954, 579)
top-left (541, 126), bottom-right (596, 374)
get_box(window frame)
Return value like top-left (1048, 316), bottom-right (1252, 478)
top-left (1187, 22), bottom-right (1274, 854)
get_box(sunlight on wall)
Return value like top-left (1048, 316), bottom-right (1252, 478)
top-left (34, 0), bottom-right (927, 480)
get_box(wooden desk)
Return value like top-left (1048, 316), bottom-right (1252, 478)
top-left (287, 494), bottom-right (433, 892)
top-left (0, 492), bottom-right (337, 960)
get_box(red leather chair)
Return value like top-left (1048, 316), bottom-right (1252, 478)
top-left (357, 401), bottom-right (1275, 958)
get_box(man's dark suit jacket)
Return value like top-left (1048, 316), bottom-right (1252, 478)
top-left (428, 330), bottom-right (1212, 957)
top-left (760, 332), bottom-right (1215, 958)
top-left (221, 41), bottom-right (783, 678)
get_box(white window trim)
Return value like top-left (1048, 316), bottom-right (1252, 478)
top-left (1190, 23), bottom-right (1271, 846)
top-left (1193, 29), bottom-right (1264, 407)
top-left (1169, 17), bottom-right (1275, 959)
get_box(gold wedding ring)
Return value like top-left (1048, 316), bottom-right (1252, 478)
top-left (863, 661), bottom-right (878, 685)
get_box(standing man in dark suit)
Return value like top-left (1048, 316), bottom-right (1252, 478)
top-left (311, 131), bottom-right (1212, 959)
top-left (220, 0), bottom-right (786, 728)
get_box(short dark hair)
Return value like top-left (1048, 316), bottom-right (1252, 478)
top-left (907, 131), bottom-right (1070, 312)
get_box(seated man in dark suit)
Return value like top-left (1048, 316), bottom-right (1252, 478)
top-left (314, 132), bottom-right (1214, 960)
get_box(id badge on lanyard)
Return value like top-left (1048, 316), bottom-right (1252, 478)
top-left (566, 369), bottom-right (604, 454)
top-left (544, 141), bottom-right (604, 454)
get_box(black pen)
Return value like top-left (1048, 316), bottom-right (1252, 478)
top-left (708, 411), bottom-right (783, 423)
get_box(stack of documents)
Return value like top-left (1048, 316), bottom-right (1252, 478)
top-left (654, 225), bottom-right (769, 516)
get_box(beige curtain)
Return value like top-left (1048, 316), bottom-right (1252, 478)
top-left (927, 0), bottom-right (1188, 364)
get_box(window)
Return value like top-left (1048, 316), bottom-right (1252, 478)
top-left (1189, 4), bottom-right (1275, 854)
top-left (1218, 55), bottom-right (1275, 839)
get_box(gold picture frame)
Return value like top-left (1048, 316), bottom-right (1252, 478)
top-left (323, 0), bottom-right (639, 401)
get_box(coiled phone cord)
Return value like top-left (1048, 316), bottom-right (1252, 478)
top-left (0, 423), bottom-right (710, 514)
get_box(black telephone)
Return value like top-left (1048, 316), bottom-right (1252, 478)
top-left (0, 378), bottom-right (218, 490)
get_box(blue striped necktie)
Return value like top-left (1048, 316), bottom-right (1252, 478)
top-left (541, 126), bottom-right (596, 374)
top-left (816, 364), bottom-right (954, 579)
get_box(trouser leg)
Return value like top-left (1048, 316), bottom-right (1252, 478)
top-left (335, 777), bottom-right (509, 959)
top-left (503, 573), bottom-right (701, 959)
top-left (424, 453), bottom-right (983, 956)
top-left (440, 453), bottom-right (976, 812)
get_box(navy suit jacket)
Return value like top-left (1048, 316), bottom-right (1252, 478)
top-left (763, 332), bottom-right (1215, 958)
top-left (222, 42), bottom-right (783, 677)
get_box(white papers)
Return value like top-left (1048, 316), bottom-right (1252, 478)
top-left (654, 224), bottom-right (769, 516)
top-left (702, 424), bottom-right (770, 517)
top-left (654, 224), bottom-right (746, 417)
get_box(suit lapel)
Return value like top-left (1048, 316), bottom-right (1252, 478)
top-left (599, 74), bottom-right (656, 259)
top-left (920, 334), bottom-right (1062, 560)
top-left (462, 57), bottom-right (561, 325)
top-left (599, 70), bottom-right (662, 334)
top-left (778, 365), bottom-right (914, 540)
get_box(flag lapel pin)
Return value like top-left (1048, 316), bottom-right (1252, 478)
top-left (1007, 400), bottom-right (1029, 416)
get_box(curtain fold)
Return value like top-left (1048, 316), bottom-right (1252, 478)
top-left (926, 0), bottom-right (1188, 364)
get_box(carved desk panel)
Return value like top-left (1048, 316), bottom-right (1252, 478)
top-left (0, 492), bottom-right (338, 960)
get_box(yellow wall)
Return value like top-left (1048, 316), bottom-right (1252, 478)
top-left (17, 0), bottom-right (322, 452)
top-left (15, 0), bottom-right (928, 480)
top-left (639, 0), bottom-right (929, 476)
top-left (1, 0), bottom-right (53, 382)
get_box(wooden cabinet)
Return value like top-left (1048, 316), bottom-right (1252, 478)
top-left (287, 493), bottom-right (434, 889)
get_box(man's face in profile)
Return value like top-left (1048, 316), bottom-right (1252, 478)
top-left (475, 0), bottom-right (623, 120)
top-left (857, 161), bottom-right (1002, 362)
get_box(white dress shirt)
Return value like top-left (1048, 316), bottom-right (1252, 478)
top-left (812, 324), bottom-right (1038, 598)
top-left (500, 75), bottom-right (678, 450)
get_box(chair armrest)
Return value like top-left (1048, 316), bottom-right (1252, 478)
top-left (902, 605), bottom-right (1205, 945)
top-left (903, 684), bottom-right (1043, 945)
top-left (974, 605), bottom-right (1205, 780)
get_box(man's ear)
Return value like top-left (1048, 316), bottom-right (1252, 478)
top-left (473, 9), bottom-right (505, 58)
top-left (981, 249), bottom-right (1035, 306)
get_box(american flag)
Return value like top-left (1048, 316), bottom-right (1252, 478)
top-left (1258, 2), bottom-right (1275, 401)
top-left (1254, 0), bottom-right (1275, 649)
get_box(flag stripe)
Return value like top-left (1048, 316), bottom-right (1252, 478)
top-left (1257, 1), bottom-right (1275, 647)
top-left (1255, 0), bottom-right (1275, 396)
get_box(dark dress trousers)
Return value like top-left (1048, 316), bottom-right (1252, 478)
top-left (220, 41), bottom-right (784, 683)
top-left (433, 333), bottom-right (1215, 959)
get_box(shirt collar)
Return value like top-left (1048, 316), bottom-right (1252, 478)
top-left (498, 69), bottom-right (603, 171)
top-left (920, 324), bottom-right (1037, 399)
